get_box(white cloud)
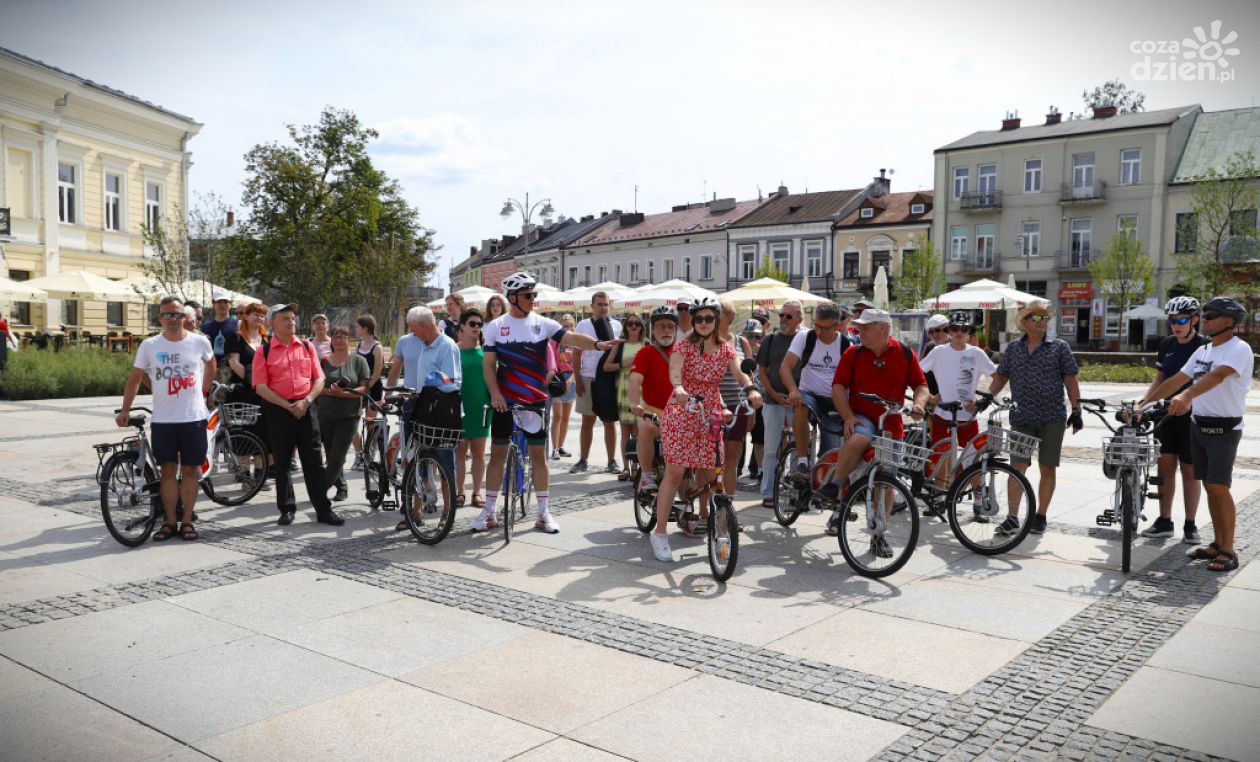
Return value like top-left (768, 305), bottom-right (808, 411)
top-left (371, 113), bottom-right (506, 186)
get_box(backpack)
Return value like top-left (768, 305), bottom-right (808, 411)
top-left (260, 337), bottom-right (315, 362)
top-left (792, 330), bottom-right (851, 383)
top-left (844, 341), bottom-right (915, 389)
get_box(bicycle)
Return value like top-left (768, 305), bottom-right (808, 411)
top-left (360, 387), bottom-right (459, 545)
top-left (769, 405), bottom-right (821, 527)
top-left (199, 383), bottom-right (269, 506)
top-left (482, 403), bottom-right (547, 544)
top-left (914, 391), bottom-right (1038, 554)
top-left (1081, 398), bottom-right (1166, 573)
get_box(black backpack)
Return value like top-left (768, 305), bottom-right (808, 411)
top-left (792, 330), bottom-right (852, 383)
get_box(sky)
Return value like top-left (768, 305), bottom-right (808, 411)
top-left (3, 0), bottom-right (1258, 290)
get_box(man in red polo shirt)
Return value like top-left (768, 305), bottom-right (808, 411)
top-left (817, 309), bottom-right (929, 526)
top-left (253, 303), bottom-right (343, 526)
top-left (628, 305), bottom-right (679, 494)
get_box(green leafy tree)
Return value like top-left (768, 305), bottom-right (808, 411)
top-left (1088, 223), bottom-right (1154, 333)
top-left (1082, 79), bottom-right (1146, 113)
top-left (754, 254), bottom-right (788, 284)
top-left (230, 107), bottom-right (435, 313)
top-left (1175, 150), bottom-right (1260, 298)
top-left (893, 234), bottom-right (944, 309)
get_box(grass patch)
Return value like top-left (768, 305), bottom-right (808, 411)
top-left (0, 347), bottom-right (135, 400)
top-left (1076, 362), bottom-right (1158, 384)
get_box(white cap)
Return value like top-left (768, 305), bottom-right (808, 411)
top-left (925, 314), bottom-right (949, 330)
top-left (852, 308), bottom-right (892, 326)
top-left (211, 287), bottom-right (231, 302)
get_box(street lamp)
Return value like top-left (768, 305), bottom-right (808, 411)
top-left (499, 193), bottom-right (555, 262)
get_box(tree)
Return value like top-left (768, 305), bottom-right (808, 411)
top-left (754, 254), bottom-right (788, 284)
top-left (893, 234), bottom-right (944, 309)
top-left (1175, 150), bottom-right (1260, 298)
top-left (230, 107), bottom-right (435, 313)
top-left (1082, 79), bottom-right (1146, 113)
top-left (1088, 223), bottom-right (1154, 336)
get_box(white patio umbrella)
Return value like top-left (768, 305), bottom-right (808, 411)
top-left (0, 276), bottom-right (48, 301)
top-left (611, 279), bottom-right (716, 310)
top-left (453, 285), bottom-right (498, 308)
top-left (873, 266), bottom-right (890, 311)
top-left (722, 277), bottom-right (831, 309)
top-left (1005, 273), bottom-right (1021, 332)
top-left (1122, 303), bottom-right (1165, 320)
top-left (920, 278), bottom-right (1049, 310)
top-left (23, 270), bottom-right (142, 301)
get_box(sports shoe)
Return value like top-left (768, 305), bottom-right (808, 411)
top-left (679, 514), bottom-right (703, 537)
top-left (607, 460), bottom-right (621, 474)
top-left (1030, 514), bottom-right (1048, 534)
top-left (557, 448), bottom-right (572, 457)
top-left (825, 511), bottom-right (841, 536)
top-left (570, 460), bottom-right (588, 473)
top-left (792, 461), bottom-right (810, 486)
top-left (535, 511), bottom-right (560, 534)
top-left (332, 485), bottom-right (349, 502)
top-left (470, 511), bottom-right (499, 532)
top-left (971, 502), bottom-right (990, 523)
top-left (649, 532), bottom-right (673, 562)
top-left (350, 452), bottom-right (365, 471)
top-left (1141, 516), bottom-right (1175, 538)
top-left (638, 473), bottom-right (658, 495)
top-left (994, 515), bottom-right (1021, 536)
top-left (871, 535), bottom-right (893, 558)
top-left (1183, 523), bottom-right (1201, 544)
top-left (550, 449), bottom-right (561, 461)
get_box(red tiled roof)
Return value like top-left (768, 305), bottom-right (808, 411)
top-left (834, 191), bottom-right (934, 228)
top-left (570, 199), bottom-right (764, 246)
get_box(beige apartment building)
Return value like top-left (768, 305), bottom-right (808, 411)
top-left (933, 104), bottom-right (1200, 346)
top-left (833, 190), bottom-right (933, 300)
top-left (0, 47), bottom-right (201, 334)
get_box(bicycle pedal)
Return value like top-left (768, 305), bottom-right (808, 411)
top-left (381, 501), bottom-right (397, 510)
top-left (1147, 476), bottom-right (1165, 486)
top-left (1095, 509), bottom-right (1116, 526)
top-left (1147, 492), bottom-right (1162, 500)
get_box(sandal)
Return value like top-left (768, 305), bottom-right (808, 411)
top-left (761, 498), bottom-right (775, 509)
top-left (1206, 551), bottom-right (1239, 573)
top-left (179, 523), bottom-right (199, 541)
top-left (618, 470), bottom-right (631, 482)
top-left (395, 520), bottom-right (409, 532)
top-left (471, 494), bottom-right (485, 508)
top-left (456, 494), bottom-right (466, 507)
top-left (1187, 542), bottom-right (1221, 560)
top-left (152, 523), bottom-right (176, 542)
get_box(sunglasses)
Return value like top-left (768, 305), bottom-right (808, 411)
top-left (626, 322), bottom-right (644, 328)
top-left (1025, 315), bottom-right (1052, 323)
top-left (929, 327), bottom-right (947, 334)
top-left (1168, 316), bottom-right (1193, 326)
top-left (465, 321), bottom-right (483, 329)
top-left (692, 314), bottom-right (717, 324)
top-left (780, 312), bottom-right (799, 319)
top-left (1202, 312), bottom-right (1224, 320)
top-left (159, 311), bottom-right (184, 320)
top-left (948, 326), bottom-right (974, 333)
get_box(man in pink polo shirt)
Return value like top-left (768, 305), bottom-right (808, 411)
top-left (253, 303), bottom-right (343, 526)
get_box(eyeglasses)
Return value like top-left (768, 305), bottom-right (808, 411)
top-left (814, 322), bottom-right (837, 331)
top-left (465, 321), bottom-right (483, 329)
top-left (516, 292), bottom-right (537, 300)
top-left (929, 327), bottom-right (947, 334)
top-left (159, 311), bottom-right (184, 320)
top-left (692, 314), bottom-right (717, 324)
top-left (1025, 315), bottom-right (1052, 323)
top-left (1202, 312), bottom-right (1225, 320)
top-left (1168, 315), bottom-right (1193, 325)
top-left (948, 326), bottom-right (974, 334)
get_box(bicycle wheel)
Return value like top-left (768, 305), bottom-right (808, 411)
top-left (1120, 473), bottom-right (1136, 573)
top-left (837, 473), bottom-right (918, 578)
top-left (501, 445), bottom-right (518, 543)
top-left (707, 493), bottom-right (740, 581)
top-left (200, 430), bottom-right (268, 506)
top-left (945, 459), bottom-right (1035, 555)
top-left (401, 454), bottom-right (457, 545)
top-left (632, 463), bottom-right (657, 532)
top-left (100, 450), bottom-right (159, 547)
top-left (363, 431), bottom-right (388, 510)
top-left (772, 444), bottom-right (802, 526)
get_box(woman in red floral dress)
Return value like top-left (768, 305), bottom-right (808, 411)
top-left (650, 297), bottom-right (761, 563)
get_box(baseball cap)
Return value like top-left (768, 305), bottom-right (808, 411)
top-left (852, 308), bottom-right (892, 326)
top-left (743, 319), bottom-right (764, 336)
top-left (266, 303), bottom-right (298, 321)
top-left (925, 314), bottom-right (949, 330)
top-left (211, 288), bottom-right (231, 302)
top-left (751, 308), bottom-right (770, 324)
top-left (853, 298), bottom-right (876, 311)
top-left (311, 313), bottom-right (329, 323)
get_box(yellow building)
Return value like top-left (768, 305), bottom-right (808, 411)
top-left (832, 190), bottom-right (934, 299)
top-left (0, 46), bottom-right (201, 335)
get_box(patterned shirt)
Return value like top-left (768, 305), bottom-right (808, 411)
top-left (484, 312), bottom-right (568, 405)
top-left (995, 335), bottom-right (1079, 426)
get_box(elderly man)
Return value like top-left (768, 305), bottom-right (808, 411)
top-left (675, 296), bottom-right (694, 335)
top-left (572, 290), bottom-right (622, 473)
top-left (986, 304), bottom-right (1082, 536)
top-left (253, 303), bottom-right (344, 526)
top-left (757, 299), bottom-right (802, 506)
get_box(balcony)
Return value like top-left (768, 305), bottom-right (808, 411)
top-left (959, 190), bottom-right (1003, 211)
top-left (956, 252), bottom-right (999, 275)
top-left (1055, 248), bottom-right (1101, 271)
top-left (1060, 181), bottom-right (1107, 204)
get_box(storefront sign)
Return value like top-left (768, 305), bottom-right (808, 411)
top-left (1058, 281), bottom-right (1092, 300)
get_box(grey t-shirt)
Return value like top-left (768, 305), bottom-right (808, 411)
top-left (757, 330), bottom-right (796, 396)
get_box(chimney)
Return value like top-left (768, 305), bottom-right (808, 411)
top-left (1092, 102), bottom-right (1117, 119)
top-left (871, 169), bottom-right (891, 197)
top-left (225, 210), bottom-right (235, 227)
top-left (619, 211), bottom-right (645, 227)
top-left (500, 235), bottom-right (517, 248)
top-left (1001, 110), bottom-right (1021, 130)
top-left (776, 184), bottom-right (789, 197)
top-left (1045, 106), bottom-right (1062, 125)
top-left (708, 197), bottom-right (736, 213)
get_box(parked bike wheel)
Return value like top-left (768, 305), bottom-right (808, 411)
top-left (100, 450), bottom-right (159, 547)
top-left (707, 494), bottom-right (740, 581)
top-left (401, 455), bottom-right (456, 545)
top-left (362, 434), bottom-right (388, 510)
top-left (200, 430), bottom-right (268, 506)
top-left (632, 463), bottom-right (657, 532)
top-left (1120, 476), bottom-right (1136, 573)
top-left (837, 474), bottom-right (918, 578)
top-left (945, 459), bottom-right (1035, 555)
top-left (501, 446), bottom-right (519, 543)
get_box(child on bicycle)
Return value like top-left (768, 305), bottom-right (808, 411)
top-left (918, 311), bottom-right (996, 486)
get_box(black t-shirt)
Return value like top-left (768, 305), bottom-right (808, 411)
top-left (1156, 333), bottom-right (1210, 396)
top-left (202, 317), bottom-right (239, 358)
top-left (756, 330), bottom-right (796, 396)
top-left (224, 332), bottom-right (260, 402)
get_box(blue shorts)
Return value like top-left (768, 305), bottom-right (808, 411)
top-left (848, 414), bottom-right (878, 439)
top-left (802, 391), bottom-right (844, 453)
top-left (151, 420), bottom-right (208, 467)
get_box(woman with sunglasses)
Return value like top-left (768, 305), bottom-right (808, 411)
top-left (603, 313), bottom-right (647, 480)
top-left (649, 296), bottom-right (762, 562)
top-left (456, 308), bottom-right (491, 510)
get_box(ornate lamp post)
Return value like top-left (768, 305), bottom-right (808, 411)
top-left (499, 194), bottom-right (555, 263)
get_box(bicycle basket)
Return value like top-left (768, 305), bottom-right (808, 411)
top-left (1103, 435), bottom-right (1159, 469)
top-left (872, 436), bottom-right (930, 472)
top-left (221, 403), bottom-right (261, 426)
top-left (415, 423), bottom-right (462, 449)
top-left (985, 424), bottom-right (1039, 459)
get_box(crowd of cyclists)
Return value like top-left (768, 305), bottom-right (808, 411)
top-left (116, 274), bottom-right (1252, 576)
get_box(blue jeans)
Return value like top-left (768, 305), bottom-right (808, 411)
top-left (802, 391), bottom-right (844, 455)
top-left (760, 403), bottom-right (793, 498)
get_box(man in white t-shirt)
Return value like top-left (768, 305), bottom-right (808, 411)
top-left (919, 311), bottom-right (997, 488)
top-left (117, 295), bottom-right (216, 542)
top-left (1143, 296), bottom-right (1252, 573)
top-left (572, 291), bottom-right (623, 473)
top-left (780, 302), bottom-right (850, 482)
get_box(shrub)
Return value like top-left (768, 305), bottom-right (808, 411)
top-left (1076, 362), bottom-right (1157, 384)
top-left (0, 347), bottom-right (134, 400)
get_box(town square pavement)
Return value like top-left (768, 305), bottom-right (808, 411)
top-left (0, 382), bottom-right (1257, 761)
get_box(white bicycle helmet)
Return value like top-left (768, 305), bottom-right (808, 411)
top-left (1164, 295), bottom-right (1200, 315)
top-left (690, 295), bottom-right (720, 314)
top-left (501, 271), bottom-right (537, 295)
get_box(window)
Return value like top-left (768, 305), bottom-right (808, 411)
top-left (58, 162), bottom-right (77, 224)
top-left (952, 167), bottom-right (969, 199)
top-left (598, 265), bottom-right (607, 282)
top-left (871, 250), bottom-right (892, 277)
top-left (145, 182), bottom-right (161, 229)
top-left (682, 257), bottom-right (692, 280)
top-left (804, 239), bottom-right (825, 277)
top-left (770, 241), bottom-right (790, 274)
top-left (103, 174), bottom-right (122, 231)
top-left (663, 258), bottom-right (674, 280)
top-left (950, 226), bottom-right (967, 261)
top-left (1024, 159), bottom-right (1042, 193)
top-left (6, 148), bottom-right (33, 218)
top-left (63, 300), bottom-right (80, 326)
top-left (1229, 208), bottom-right (1258, 235)
top-left (975, 224), bottom-right (995, 267)
top-left (910, 203), bottom-right (925, 214)
top-left (978, 164), bottom-right (997, 198)
top-left (842, 252), bottom-right (860, 278)
top-left (1070, 218), bottom-right (1092, 267)
top-left (9, 270), bottom-right (30, 325)
top-left (629, 262), bottom-right (639, 283)
top-left (1174, 212), bottom-right (1197, 253)
top-left (738, 244), bottom-right (756, 280)
top-left (860, 207), bottom-right (874, 219)
top-left (1020, 221), bottom-right (1040, 257)
top-left (1072, 153), bottom-right (1095, 196)
top-left (700, 255), bottom-right (713, 281)
top-left (1120, 149), bottom-right (1141, 185)
top-left (107, 301), bottom-right (125, 326)
top-left (583, 265), bottom-right (591, 285)
top-left (568, 267), bottom-right (578, 287)
top-left (1117, 215), bottom-right (1138, 238)
top-left (647, 260), bottom-right (655, 283)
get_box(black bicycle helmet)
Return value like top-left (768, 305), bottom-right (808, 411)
top-left (1202, 296), bottom-right (1247, 324)
top-left (1164, 295), bottom-right (1200, 316)
top-left (650, 305), bottom-right (678, 324)
top-left (948, 310), bottom-right (974, 328)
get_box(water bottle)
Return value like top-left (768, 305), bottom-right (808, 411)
top-left (213, 332), bottom-right (225, 357)
top-left (708, 408), bottom-right (723, 442)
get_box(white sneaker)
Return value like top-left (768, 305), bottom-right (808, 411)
top-left (471, 510), bottom-right (499, 532)
top-left (649, 532), bottom-right (673, 562)
top-left (535, 511), bottom-right (559, 534)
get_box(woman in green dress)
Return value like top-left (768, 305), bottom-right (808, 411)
top-left (604, 314), bottom-right (646, 481)
top-left (456, 308), bottom-right (490, 507)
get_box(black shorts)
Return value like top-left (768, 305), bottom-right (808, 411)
top-left (491, 407), bottom-right (549, 446)
top-left (151, 420), bottom-right (208, 467)
top-left (370, 380), bottom-right (384, 402)
top-left (1190, 423), bottom-right (1242, 487)
top-left (1153, 412), bottom-right (1194, 464)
